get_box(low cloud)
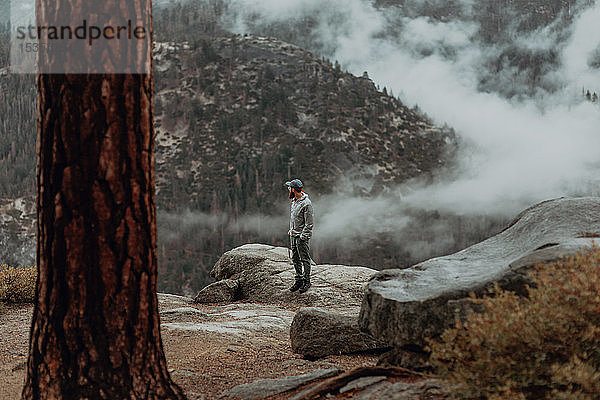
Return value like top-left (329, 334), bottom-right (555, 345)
top-left (221, 0), bottom-right (600, 216)
top-left (156, 0), bottom-right (600, 264)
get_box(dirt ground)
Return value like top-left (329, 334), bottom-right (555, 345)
top-left (0, 301), bottom-right (379, 400)
top-left (0, 303), bottom-right (30, 400)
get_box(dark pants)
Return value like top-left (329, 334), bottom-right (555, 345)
top-left (291, 236), bottom-right (311, 282)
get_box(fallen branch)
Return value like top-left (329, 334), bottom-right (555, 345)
top-left (290, 366), bottom-right (430, 400)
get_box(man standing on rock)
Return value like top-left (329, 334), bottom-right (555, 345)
top-left (286, 179), bottom-right (314, 293)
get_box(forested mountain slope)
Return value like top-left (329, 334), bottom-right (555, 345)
top-left (152, 35), bottom-right (455, 213)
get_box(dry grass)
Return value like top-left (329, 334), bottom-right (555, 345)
top-left (0, 264), bottom-right (36, 305)
top-left (428, 246), bottom-right (600, 399)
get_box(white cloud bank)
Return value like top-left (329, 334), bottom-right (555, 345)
top-left (190, 0), bottom-right (600, 262)
top-left (222, 0), bottom-right (600, 217)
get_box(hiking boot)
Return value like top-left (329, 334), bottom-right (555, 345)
top-left (298, 280), bottom-right (311, 293)
top-left (289, 280), bottom-right (303, 292)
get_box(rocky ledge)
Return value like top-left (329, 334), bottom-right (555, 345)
top-left (193, 243), bottom-right (391, 360)
top-left (359, 197), bottom-right (600, 358)
top-left (194, 243), bottom-right (376, 308)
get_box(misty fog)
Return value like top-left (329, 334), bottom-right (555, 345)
top-left (189, 0), bottom-right (600, 260)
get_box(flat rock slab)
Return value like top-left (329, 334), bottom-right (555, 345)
top-left (349, 379), bottom-right (448, 400)
top-left (197, 244), bottom-right (377, 308)
top-left (339, 376), bottom-right (387, 393)
top-left (161, 302), bottom-right (295, 336)
top-left (290, 307), bottom-right (389, 359)
top-left (360, 197), bottom-right (600, 348)
top-left (158, 293), bottom-right (195, 309)
top-left (220, 368), bottom-right (342, 400)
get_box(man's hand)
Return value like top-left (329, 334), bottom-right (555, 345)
top-left (288, 230), bottom-right (291, 235)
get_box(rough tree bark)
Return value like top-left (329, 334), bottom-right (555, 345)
top-left (22, 1), bottom-right (186, 399)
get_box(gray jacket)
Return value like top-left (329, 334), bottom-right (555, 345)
top-left (289, 193), bottom-right (314, 240)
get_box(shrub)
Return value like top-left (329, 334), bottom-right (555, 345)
top-left (0, 264), bottom-right (37, 303)
top-left (428, 246), bottom-right (600, 399)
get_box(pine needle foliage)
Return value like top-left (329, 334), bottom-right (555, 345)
top-left (428, 246), bottom-right (600, 399)
top-left (0, 264), bottom-right (37, 304)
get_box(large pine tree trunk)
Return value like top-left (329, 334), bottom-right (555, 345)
top-left (22, 1), bottom-right (186, 399)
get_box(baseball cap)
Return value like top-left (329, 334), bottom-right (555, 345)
top-left (285, 179), bottom-right (303, 189)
